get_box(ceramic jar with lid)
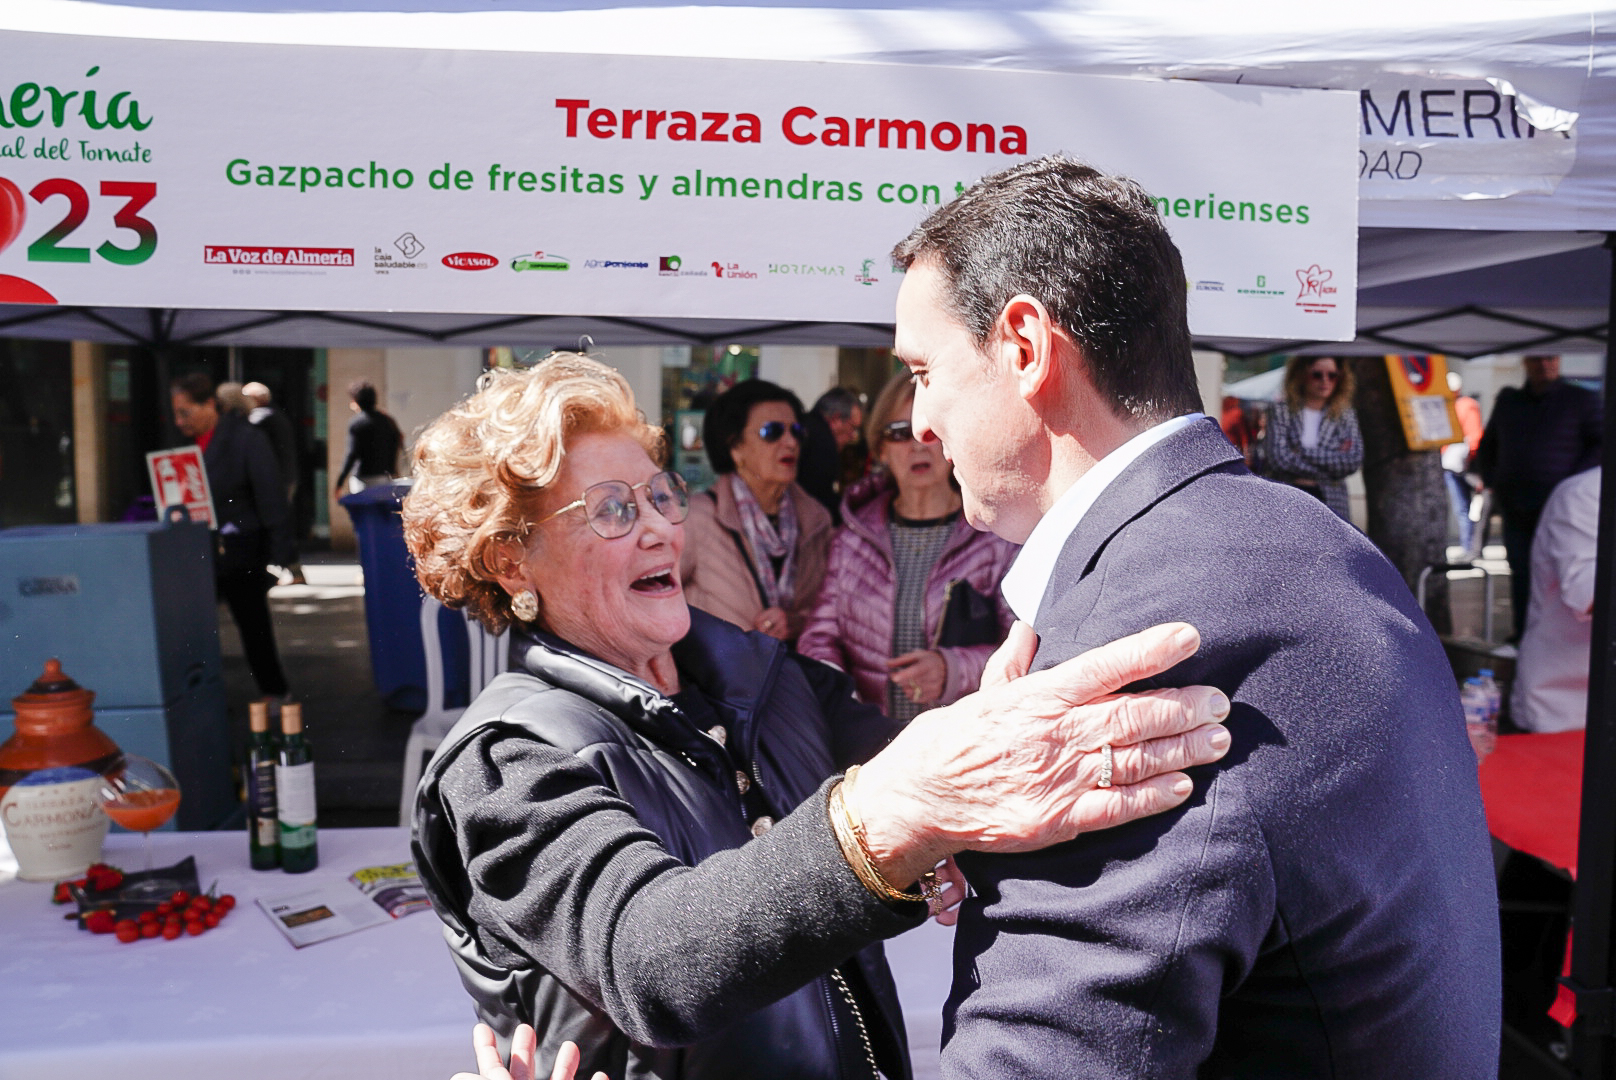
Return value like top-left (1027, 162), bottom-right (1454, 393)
top-left (0, 660), bottom-right (120, 880)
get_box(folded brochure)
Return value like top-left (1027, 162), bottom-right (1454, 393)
top-left (257, 861), bottom-right (431, 948)
top-left (349, 862), bottom-right (433, 919)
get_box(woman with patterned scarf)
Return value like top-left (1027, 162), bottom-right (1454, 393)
top-left (681, 379), bottom-right (833, 643)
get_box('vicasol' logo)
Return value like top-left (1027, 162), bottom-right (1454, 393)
top-left (511, 251), bottom-right (570, 272)
top-left (443, 252), bottom-right (498, 271)
top-left (0, 67), bottom-right (151, 131)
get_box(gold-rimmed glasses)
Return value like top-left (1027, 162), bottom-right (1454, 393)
top-left (533, 470), bottom-right (689, 539)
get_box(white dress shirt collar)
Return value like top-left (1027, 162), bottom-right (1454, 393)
top-left (1000, 413), bottom-right (1206, 624)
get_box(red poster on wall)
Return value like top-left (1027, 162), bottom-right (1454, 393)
top-left (145, 446), bottom-right (217, 528)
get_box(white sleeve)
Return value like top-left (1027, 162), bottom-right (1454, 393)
top-left (1546, 471), bottom-right (1602, 619)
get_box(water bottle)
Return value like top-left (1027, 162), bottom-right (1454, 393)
top-left (1477, 669), bottom-right (1503, 727)
top-left (1460, 677), bottom-right (1496, 761)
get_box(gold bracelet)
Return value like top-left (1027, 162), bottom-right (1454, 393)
top-left (829, 769), bottom-right (939, 907)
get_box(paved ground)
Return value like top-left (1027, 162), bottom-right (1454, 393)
top-left (216, 555), bottom-right (411, 828)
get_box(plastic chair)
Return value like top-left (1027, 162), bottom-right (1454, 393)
top-left (397, 596), bottom-right (510, 826)
top-left (1418, 488), bottom-right (1497, 643)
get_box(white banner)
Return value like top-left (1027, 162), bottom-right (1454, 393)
top-left (1357, 76), bottom-right (1577, 201)
top-left (0, 32), bottom-right (1360, 341)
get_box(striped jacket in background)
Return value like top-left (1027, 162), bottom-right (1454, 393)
top-left (798, 472), bottom-right (1018, 714)
top-left (1264, 400), bottom-right (1363, 521)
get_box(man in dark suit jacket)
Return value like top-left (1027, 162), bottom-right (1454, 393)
top-left (888, 157), bottom-right (1500, 1077)
top-left (172, 373), bottom-right (294, 698)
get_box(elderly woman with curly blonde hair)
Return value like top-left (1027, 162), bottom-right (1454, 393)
top-left (400, 354), bottom-right (1231, 1080)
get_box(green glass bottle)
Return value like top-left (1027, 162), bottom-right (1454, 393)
top-left (275, 702), bottom-right (318, 873)
top-left (246, 700), bottom-right (279, 870)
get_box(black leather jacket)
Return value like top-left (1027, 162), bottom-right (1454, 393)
top-left (412, 609), bottom-right (920, 1080)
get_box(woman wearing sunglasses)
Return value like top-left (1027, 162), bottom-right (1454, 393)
top-left (401, 355), bottom-right (1234, 1080)
top-left (680, 378), bottom-right (834, 643)
top-left (800, 373), bottom-right (1018, 719)
top-left (1264, 356), bottom-right (1363, 522)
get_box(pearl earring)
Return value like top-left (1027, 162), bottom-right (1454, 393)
top-left (510, 589), bottom-right (539, 623)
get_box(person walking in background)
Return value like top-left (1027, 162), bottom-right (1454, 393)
top-left (1512, 466), bottom-right (1600, 732)
top-left (334, 379), bottom-right (403, 495)
top-left (1476, 354), bottom-right (1602, 639)
top-left (681, 379), bottom-right (832, 643)
top-left (1265, 355), bottom-right (1363, 521)
top-left (797, 386), bottom-right (864, 523)
top-left (1442, 370), bottom-right (1485, 550)
top-left (243, 380), bottom-right (306, 586)
top-left (170, 373), bottom-right (293, 699)
top-left (800, 372), bottom-right (1017, 721)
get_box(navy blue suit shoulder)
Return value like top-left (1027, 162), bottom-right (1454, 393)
top-left (944, 420), bottom-right (1500, 1080)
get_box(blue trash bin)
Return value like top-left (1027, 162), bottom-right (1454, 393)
top-left (339, 483), bottom-right (466, 712)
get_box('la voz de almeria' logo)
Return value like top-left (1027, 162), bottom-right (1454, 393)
top-left (1294, 265), bottom-right (1336, 313)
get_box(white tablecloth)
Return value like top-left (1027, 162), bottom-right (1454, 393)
top-left (0, 828), bottom-right (474, 1080)
top-left (0, 827), bottom-right (959, 1080)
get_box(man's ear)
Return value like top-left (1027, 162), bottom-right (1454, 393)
top-left (995, 294), bottom-right (1058, 402)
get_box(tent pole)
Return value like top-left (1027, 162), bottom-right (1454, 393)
top-left (1568, 233), bottom-right (1616, 1078)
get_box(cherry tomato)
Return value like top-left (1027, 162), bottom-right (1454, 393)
top-left (161, 922), bottom-right (182, 941)
top-left (137, 911), bottom-right (158, 925)
top-left (85, 910), bottom-right (116, 935)
top-left (185, 920), bottom-right (206, 936)
top-left (217, 894), bottom-right (236, 911)
top-left (115, 921), bottom-right (140, 944)
top-left (170, 890), bottom-right (190, 906)
top-left (156, 902), bottom-right (172, 916)
top-left (140, 921), bottom-right (160, 938)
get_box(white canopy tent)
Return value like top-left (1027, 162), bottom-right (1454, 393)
top-left (0, 0), bottom-right (1612, 353)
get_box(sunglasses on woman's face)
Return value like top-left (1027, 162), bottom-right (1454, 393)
top-left (756, 420), bottom-right (806, 443)
top-left (881, 420), bottom-right (914, 443)
top-left (535, 470), bottom-right (690, 539)
top-left (1310, 369), bottom-right (1339, 383)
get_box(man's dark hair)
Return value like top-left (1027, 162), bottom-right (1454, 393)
top-left (892, 155), bottom-right (1201, 422)
top-left (170, 372), bottom-right (216, 406)
top-left (812, 386), bottom-right (861, 423)
top-left (349, 379), bottom-right (378, 412)
top-left (703, 379), bottom-right (804, 475)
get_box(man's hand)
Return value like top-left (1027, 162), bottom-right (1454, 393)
top-left (848, 622), bottom-right (1230, 886)
top-left (450, 1024), bottom-right (609, 1080)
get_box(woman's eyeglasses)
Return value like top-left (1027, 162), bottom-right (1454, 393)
top-left (534, 470), bottom-right (689, 539)
top-left (1309, 369), bottom-right (1339, 383)
top-left (880, 420), bottom-right (914, 443)
top-left (756, 420), bottom-right (805, 443)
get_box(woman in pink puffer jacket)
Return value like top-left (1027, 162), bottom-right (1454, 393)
top-left (799, 374), bottom-right (1018, 720)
